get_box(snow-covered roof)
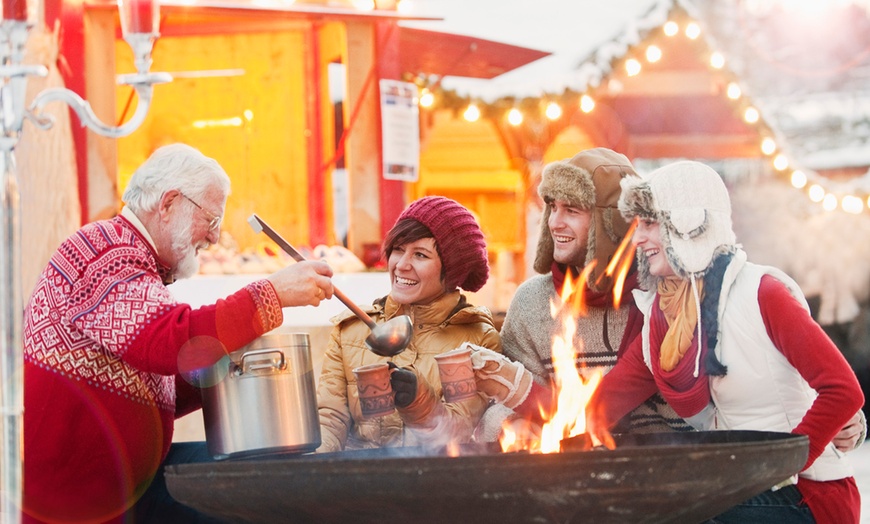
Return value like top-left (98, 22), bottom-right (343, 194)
top-left (402, 0), bottom-right (870, 323)
top-left (402, 0), bottom-right (870, 186)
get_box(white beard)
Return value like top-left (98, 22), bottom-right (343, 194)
top-left (169, 214), bottom-right (203, 280)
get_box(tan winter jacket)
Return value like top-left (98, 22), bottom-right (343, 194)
top-left (317, 290), bottom-right (501, 452)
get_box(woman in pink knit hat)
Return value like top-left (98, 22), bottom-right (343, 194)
top-left (317, 196), bottom-right (502, 452)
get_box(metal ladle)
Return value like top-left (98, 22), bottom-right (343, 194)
top-left (248, 214), bottom-right (413, 357)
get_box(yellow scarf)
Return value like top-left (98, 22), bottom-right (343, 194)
top-left (657, 277), bottom-right (704, 372)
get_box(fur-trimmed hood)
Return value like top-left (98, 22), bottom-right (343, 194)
top-left (618, 160), bottom-right (738, 289)
top-left (534, 148), bottom-right (639, 292)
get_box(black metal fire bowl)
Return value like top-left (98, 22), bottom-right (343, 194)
top-left (165, 430), bottom-right (808, 524)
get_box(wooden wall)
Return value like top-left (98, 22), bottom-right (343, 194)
top-left (114, 22), bottom-right (347, 252)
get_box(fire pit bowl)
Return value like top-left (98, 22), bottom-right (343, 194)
top-left (165, 430), bottom-right (808, 523)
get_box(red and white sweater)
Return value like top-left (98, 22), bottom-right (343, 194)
top-left (22, 214), bottom-right (283, 523)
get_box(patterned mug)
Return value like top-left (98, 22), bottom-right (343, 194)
top-left (353, 362), bottom-right (395, 418)
top-left (435, 346), bottom-right (478, 402)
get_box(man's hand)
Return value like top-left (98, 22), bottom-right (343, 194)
top-left (266, 260), bottom-right (334, 307)
top-left (468, 343), bottom-right (533, 410)
top-left (833, 410), bottom-right (866, 452)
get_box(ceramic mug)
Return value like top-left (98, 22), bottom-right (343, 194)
top-left (353, 363), bottom-right (395, 418)
top-left (435, 346), bottom-right (478, 402)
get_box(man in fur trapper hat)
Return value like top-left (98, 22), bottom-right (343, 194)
top-left (470, 148), bottom-right (691, 441)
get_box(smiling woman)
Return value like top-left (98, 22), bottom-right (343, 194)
top-left (316, 195), bottom-right (502, 455)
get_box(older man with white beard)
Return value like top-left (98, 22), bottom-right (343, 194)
top-left (22, 143), bottom-right (335, 524)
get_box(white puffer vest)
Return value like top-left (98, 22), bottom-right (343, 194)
top-left (633, 250), bottom-right (852, 481)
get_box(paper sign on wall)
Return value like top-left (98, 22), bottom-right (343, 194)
top-left (380, 80), bottom-right (420, 182)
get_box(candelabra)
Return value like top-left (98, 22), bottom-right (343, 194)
top-left (0, 1), bottom-right (170, 522)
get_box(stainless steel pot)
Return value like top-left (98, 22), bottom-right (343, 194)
top-left (201, 332), bottom-right (320, 459)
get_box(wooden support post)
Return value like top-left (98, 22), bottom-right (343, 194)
top-left (344, 21), bottom-right (382, 259)
top-left (83, 7), bottom-right (119, 221)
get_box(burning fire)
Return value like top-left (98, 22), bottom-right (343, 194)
top-left (500, 225), bottom-right (637, 454)
top-left (604, 218), bottom-right (637, 310)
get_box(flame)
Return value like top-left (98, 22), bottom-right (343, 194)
top-left (538, 310), bottom-right (599, 454)
top-left (499, 418), bottom-right (541, 453)
top-left (604, 218), bottom-right (638, 310)
top-left (446, 440), bottom-right (461, 457)
top-left (560, 261), bottom-right (596, 317)
top-left (499, 265), bottom-right (614, 454)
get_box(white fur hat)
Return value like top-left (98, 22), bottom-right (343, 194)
top-left (618, 161), bottom-right (737, 282)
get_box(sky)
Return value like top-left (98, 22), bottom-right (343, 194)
top-left (400, 0), bottom-right (662, 100)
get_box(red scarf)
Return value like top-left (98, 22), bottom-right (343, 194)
top-left (648, 296), bottom-right (711, 418)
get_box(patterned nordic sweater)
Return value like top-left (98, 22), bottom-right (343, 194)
top-left (22, 215), bottom-right (283, 523)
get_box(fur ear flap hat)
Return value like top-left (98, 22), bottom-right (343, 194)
top-left (534, 148), bottom-right (639, 292)
top-left (618, 160), bottom-right (737, 287)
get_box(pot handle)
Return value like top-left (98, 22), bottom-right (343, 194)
top-left (239, 348), bottom-right (286, 374)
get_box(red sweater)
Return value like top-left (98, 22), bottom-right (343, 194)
top-left (595, 275), bottom-right (862, 523)
top-left (22, 216), bottom-right (283, 523)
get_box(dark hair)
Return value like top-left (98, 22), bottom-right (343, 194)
top-left (382, 218), bottom-right (446, 281)
top-left (700, 251), bottom-right (733, 376)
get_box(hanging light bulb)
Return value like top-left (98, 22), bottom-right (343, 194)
top-left (646, 45), bottom-right (662, 63)
top-left (842, 195), bottom-right (864, 214)
top-left (625, 58), bottom-right (642, 76)
top-left (710, 52), bottom-right (725, 69)
top-left (822, 193), bottom-right (838, 211)
top-left (808, 184), bottom-right (825, 202)
top-left (790, 170), bottom-right (807, 189)
top-left (507, 107), bottom-right (523, 126)
top-left (419, 88), bottom-right (434, 108)
top-left (743, 106), bottom-right (759, 123)
top-left (726, 82), bottom-right (742, 100)
top-left (352, 0), bottom-right (376, 10)
top-left (463, 102), bottom-right (481, 122)
top-left (580, 94), bottom-right (595, 113)
top-left (773, 154), bottom-right (788, 171)
top-left (685, 21), bottom-right (701, 39)
top-left (545, 101), bottom-right (562, 120)
top-left (664, 20), bottom-right (679, 36)
top-left (760, 137), bottom-right (776, 155)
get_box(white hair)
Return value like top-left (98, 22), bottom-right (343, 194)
top-left (122, 143), bottom-right (231, 214)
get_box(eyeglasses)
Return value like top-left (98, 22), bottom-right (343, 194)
top-left (179, 192), bottom-right (222, 232)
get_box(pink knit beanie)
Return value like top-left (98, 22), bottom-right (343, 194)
top-left (397, 196), bottom-right (490, 292)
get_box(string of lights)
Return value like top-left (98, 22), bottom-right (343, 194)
top-left (407, 3), bottom-right (870, 215)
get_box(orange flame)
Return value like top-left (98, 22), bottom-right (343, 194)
top-left (499, 418), bottom-right (542, 453)
top-left (499, 264), bottom-right (614, 453)
top-left (560, 261), bottom-right (596, 317)
top-left (446, 440), bottom-right (461, 457)
top-left (605, 218), bottom-right (638, 310)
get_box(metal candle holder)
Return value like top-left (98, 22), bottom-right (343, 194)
top-left (0, 3), bottom-right (170, 521)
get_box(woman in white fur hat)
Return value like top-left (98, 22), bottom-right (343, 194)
top-left (586, 160), bottom-right (864, 523)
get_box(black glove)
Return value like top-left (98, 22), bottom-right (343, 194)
top-left (388, 362), bottom-right (417, 408)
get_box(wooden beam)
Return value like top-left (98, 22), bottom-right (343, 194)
top-left (630, 134), bottom-right (763, 159)
top-left (83, 7), bottom-right (119, 221)
top-left (344, 21), bottom-right (382, 258)
top-left (611, 70), bottom-right (727, 98)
